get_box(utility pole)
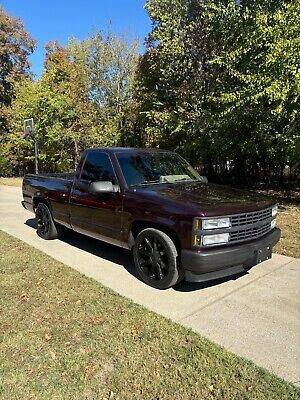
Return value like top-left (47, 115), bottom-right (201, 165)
top-left (24, 118), bottom-right (39, 174)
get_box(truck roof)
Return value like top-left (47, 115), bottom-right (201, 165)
top-left (85, 147), bottom-right (173, 154)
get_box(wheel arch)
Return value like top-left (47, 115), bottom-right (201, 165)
top-left (33, 195), bottom-right (51, 213)
top-left (130, 220), bottom-right (182, 253)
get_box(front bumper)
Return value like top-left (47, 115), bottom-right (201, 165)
top-left (181, 228), bottom-right (281, 282)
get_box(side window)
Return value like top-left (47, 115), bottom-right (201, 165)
top-left (80, 153), bottom-right (117, 185)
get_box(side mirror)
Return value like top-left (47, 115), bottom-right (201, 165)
top-left (89, 181), bottom-right (118, 194)
top-left (199, 176), bottom-right (208, 183)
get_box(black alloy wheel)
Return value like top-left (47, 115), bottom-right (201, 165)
top-left (133, 228), bottom-right (184, 289)
top-left (35, 203), bottom-right (63, 240)
top-left (36, 203), bottom-right (50, 235)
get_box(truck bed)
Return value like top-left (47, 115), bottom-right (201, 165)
top-left (25, 172), bottom-right (75, 181)
top-left (22, 173), bottom-right (75, 218)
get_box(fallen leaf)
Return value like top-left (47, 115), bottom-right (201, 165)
top-left (20, 294), bottom-right (29, 303)
top-left (153, 370), bottom-right (160, 379)
top-left (88, 315), bottom-right (104, 325)
top-left (84, 366), bottom-right (95, 381)
top-left (131, 327), bottom-right (139, 339)
top-left (44, 334), bottom-right (51, 341)
top-left (49, 351), bottom-right (56, 360)
top-left (37, 278), bottom-right (44, 286)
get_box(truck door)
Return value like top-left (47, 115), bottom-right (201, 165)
top-left (69, 151), bottom-right (124, 247)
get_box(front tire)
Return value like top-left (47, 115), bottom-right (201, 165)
top-left (133, 228), bottom-right (184, 289)
top-left (35, 203), bottom-right (63, 240)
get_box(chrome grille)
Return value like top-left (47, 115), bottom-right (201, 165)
top-left (231, 207), bottom-right (272, 227)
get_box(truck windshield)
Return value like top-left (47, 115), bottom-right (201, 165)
top-left (117, 152), bottom-right (201, 187)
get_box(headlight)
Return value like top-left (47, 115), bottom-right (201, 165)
top-left (272, 205), bottom-right (278, 217)
top-left (202, 217), bottom-right (230, 230)
top-left (202, 233), bottom-right (230, 246)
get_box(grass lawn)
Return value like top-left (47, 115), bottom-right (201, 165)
top-left (0, 177), bottom-right (23, 187)
top-left (275, 205), bottom-right (300, 258)
top-left (0, 231), bottom-right (299, 400)
top-left (254, 189), bottom-right (300, 258)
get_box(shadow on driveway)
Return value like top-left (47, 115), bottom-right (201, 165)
top-left (25, 218), bottom-right (246, 292)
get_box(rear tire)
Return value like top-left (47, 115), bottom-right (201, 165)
top-left (133, 228), bottom-right (184, 289)
top-left (35, 203), bottom-right (64, 240)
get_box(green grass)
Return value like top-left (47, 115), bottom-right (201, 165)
top-left (0, 231), bottom-right (299, 400)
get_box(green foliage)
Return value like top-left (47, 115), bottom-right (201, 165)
top-left (80, 32), bottom-right (139, 146)
top-left (0, 144), bottom-right (13, 176)
top-left (5, 33), bottom-right (139, 174)
top-left (136, 0), bottom-right (210, 163)
top-left (0, 7), bottom-right (36, 134)
top-left (136, 0), bottom-right (300, 185)
top-left (206, 0), bottom-right (300, 183)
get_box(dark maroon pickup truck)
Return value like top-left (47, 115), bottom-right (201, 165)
top-left (22, 147), bottom-right (280, 289)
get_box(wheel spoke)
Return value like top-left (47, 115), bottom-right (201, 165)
top-left (144, 238), bottom-right (153, 254)
top-left (156, 263), bottom-right (164, 280)
top-left (159, 259), bottom-right (168, 271)
top-left (139, 247), bottom-right (152, 257)
top-left (140, 259), bottom-right (151, 268)
top-left (36, 205), bottom-right (51, 235)
top-left (148, 263), bottom-right (156, 277)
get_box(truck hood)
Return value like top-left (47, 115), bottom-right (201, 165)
top-left (136, 181), bottom-right (274, 216)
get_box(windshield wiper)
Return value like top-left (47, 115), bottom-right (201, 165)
top-left (130, 180), bottom-right (160, 187)
top-left (173, 177), bottom-right (194, 182)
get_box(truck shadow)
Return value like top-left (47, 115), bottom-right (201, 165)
top-left (25, 217), bottom-right (246, 293)
top-left (25, 218), bottom-right (137, 278)
top-left (173, 272), bottom-right (245, 292)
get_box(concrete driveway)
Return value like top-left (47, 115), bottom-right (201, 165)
top-left (0, 184), bottom-right (299, 385)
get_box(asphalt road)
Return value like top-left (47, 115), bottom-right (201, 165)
top-left (0, 184), bottom-right (299, 385)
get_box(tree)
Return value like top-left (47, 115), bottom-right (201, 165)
top-left (82, 31), bottom-right (139, 146)
top-left (0, 7), bottom-right (36, 134)
top-left (135, 0), bottom-right (211, 163)
top-left (207, 0), bottom-right (300, 184)
top-left (7, 41), bottom-right (99, 173)
top-left (137, 0), bottom-right (299, 185)
top-left (6, 33), bottom-right (139, 174)
top-left (44, 41), bottom-right (100, 166)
